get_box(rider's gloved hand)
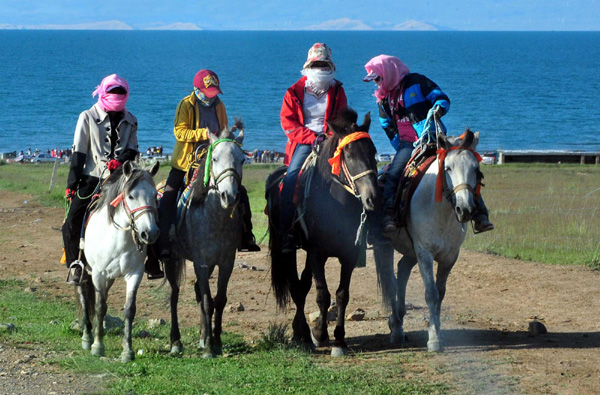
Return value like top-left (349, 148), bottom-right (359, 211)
top-left (312, 133), bottom-right (326, 148)
top-left (433, 105), bottom-right (445, 119)
top-left (65, 188), bottom-right (75, 203)
top-left (107, 159), bottom-right (122, 172)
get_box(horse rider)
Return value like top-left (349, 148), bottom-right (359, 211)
top-left (363, 55), bottom-right (494, 234)
top-left (63, 74), bottom-right (162, 285)
top-left (145, 69), bottom-right (260, 273)
top-left (279, 42), bottom-right (348, 253)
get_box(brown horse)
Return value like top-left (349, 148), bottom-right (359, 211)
top-left (266, 108), bottom-right (379, 356)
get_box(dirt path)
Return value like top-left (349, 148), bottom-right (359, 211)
top-left (1, 190), bottom-right (599, 394)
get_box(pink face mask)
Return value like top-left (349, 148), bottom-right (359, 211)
top-left (92, 74), bottom-right (130, 112)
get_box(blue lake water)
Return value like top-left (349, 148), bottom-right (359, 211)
top-left (0, 31), bottom-right (599, 155)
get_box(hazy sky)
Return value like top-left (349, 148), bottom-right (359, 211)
top-left (1, 0), bottom-right (598, 30)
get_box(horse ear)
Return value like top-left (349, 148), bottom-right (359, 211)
top-left (148, 160), bottom-right (160, 177)
top-left (471, 131), bottom-right (480, 151)
top-left (437, 133), bottom-right (451, 150)
top-left (235, 129), bottom-right (244, 146)
top-left (209, 132), bottom-right (218, 145)
top-left (461, 129), bottom-right (475, 149)
top-left (327, 121), bottom-right (342, 138)
top-left (359, 112), bottom-right (371, 132)
top-left (123, 160), bottom-right (133, 178)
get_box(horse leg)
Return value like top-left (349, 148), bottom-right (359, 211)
top-left (433, 256), bottom-right (457, 346)
top-left (213, 263), bottom-right (233, 356)
top-left (120, 272), bottom-right (143, 362)
top-left (373, 242), bottom-right (404, 345)
top-left (91, 278), bottom-right (113, 357)
top-left (166, 258), bottom-right (183, 354)
top-left (77, 280), bottom-right (94, 350)
top-left (290, 261), bottom-right (313, 348)
top-left (395, 255), bottom-right (417, 345)
top-left (416, 248), bottom-right (443, 352)
top-left (194, 264), bottom-right (216, 358)
top-left (308, 250), bottom-right (330, 348)
top-left (331, 256), bottom-right (355, 357)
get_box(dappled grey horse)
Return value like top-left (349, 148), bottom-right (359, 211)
top-left (267, 109), bottom-right (379, 356)
top-left (373, 129), bottom-right (483, 352)
top-left (78, 161), bottom-right (160, 362)
top-left (166, 128), bottom-right (245, 358)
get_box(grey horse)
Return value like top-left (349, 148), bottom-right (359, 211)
top-left (373, 129), bottom-right (483, 352)
top-left (165, 128), bottom-right (245, 358)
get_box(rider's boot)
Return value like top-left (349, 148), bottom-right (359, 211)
top-left (145, 246), bottom-right (165, 280)
top-left (281, 231), bottom-right (297, 254)
top-left (66, 261), bottom-right (84, 286)
top-left (238, 186), bottom-right (261, 252)
top-left (473, 196), bottom-right (494, 233)
top-left (382, 209), bottom-right (398, 234)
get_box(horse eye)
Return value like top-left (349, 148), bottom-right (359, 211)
top-left (128, 194), bottom-right (134, 199)
top-left (445, 167), bottom-right (451, 173)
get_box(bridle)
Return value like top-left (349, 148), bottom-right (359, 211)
top-left (110, 174), bottom-right (158, 250)
top-left (327, 131), bottom-right (377, 245)
top-left (329, 132), bottom-right (377, 198)
top-left (203, 138), bottom-right (243, 192)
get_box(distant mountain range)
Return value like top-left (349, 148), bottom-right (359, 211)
top-left (0, 19), bottom-right (448, 31)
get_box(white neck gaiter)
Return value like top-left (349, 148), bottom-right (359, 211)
top-left (303, 68), bottom-right (335, 96)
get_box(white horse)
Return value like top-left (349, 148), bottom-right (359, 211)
top-left (166, 128), bottom-right (245, 358)
top-left (374, 129), bottom-right (482, 352)
top-left (77, 160), bottom-right (160, 362)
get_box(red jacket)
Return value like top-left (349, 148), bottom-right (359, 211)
top-left (280, 76), bottom-right (348, 165)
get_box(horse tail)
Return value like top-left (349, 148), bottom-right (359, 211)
top-left (373, 241), bottom-right (396, 311)
top-left (265, 168), bottom-right (293, 310)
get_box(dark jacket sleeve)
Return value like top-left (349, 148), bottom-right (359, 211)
top-left (116, 148), bottom-right (138, 163)
top-left (66, 152), bottom-right (86, 191)
top-left (378, 100), bottom-right (398, 141)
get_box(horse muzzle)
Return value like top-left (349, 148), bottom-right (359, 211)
top-left (219, 190), bottom-right (240, 210)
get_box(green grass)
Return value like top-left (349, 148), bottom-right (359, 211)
top-left (463, 163), bottom-right (600, 269)
top-left (0, 281), bottom-right (448, 395)
top-left (2, 162), bottom-right (600, 269)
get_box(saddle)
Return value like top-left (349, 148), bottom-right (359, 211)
top-left (156, 145), bottom-right (209, 223)
top-left (392, 143), bottom-right (438, 227)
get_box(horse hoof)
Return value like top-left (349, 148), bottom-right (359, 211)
top-left (202, 352), bottom-right (216, 359)
top-left (91, 343), bottom-right (105, 357)
top-left (170, 342), bottom-right (184, 355)
top-left (331, 347), bottom-right (348, 357)
top-left (121, 351), bottom-right (135, 363)
top-left (310, 331), bottom-right (329, 348)
top-left (390, 330), bottom-right (406, 345)
top-left (427, 340), bottom-right (443, 352)
top-left (81, 340), bottom-right (92, 350)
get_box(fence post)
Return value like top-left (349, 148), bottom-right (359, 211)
top-left (49, 158), bottom-right (59, 192)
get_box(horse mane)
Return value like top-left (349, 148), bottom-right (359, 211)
top-left (189, 129), bottom-right (237, 206)
top-left (95, 164), bottom-right (147, 222)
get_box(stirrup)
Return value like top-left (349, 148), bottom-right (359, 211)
top-left (66, 260), bottom-right (85, 285)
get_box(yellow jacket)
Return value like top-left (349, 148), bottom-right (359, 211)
top-left (171, 93), bottom-right (228, 171)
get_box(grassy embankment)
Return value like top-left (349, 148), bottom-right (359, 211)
top-left (1, 160), bottom-right (599, 269)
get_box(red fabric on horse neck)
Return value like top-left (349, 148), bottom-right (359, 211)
top-left (328, 132), bottom-right (372, 176)
top-left (435, 147), bottom-right (482, 202)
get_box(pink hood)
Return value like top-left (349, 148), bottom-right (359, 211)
top-left (364, 55), bottom-right (410, 101)
top-left (92, 74), bottom-right (129, 112)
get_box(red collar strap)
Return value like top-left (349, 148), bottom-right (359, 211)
top-left (435, 146), bottom-right (482, 202)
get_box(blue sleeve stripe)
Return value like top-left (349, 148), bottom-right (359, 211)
top-left (425, 88), bottom-right (449, 105)
top-left (380, 116), bottom-right (392, 129)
